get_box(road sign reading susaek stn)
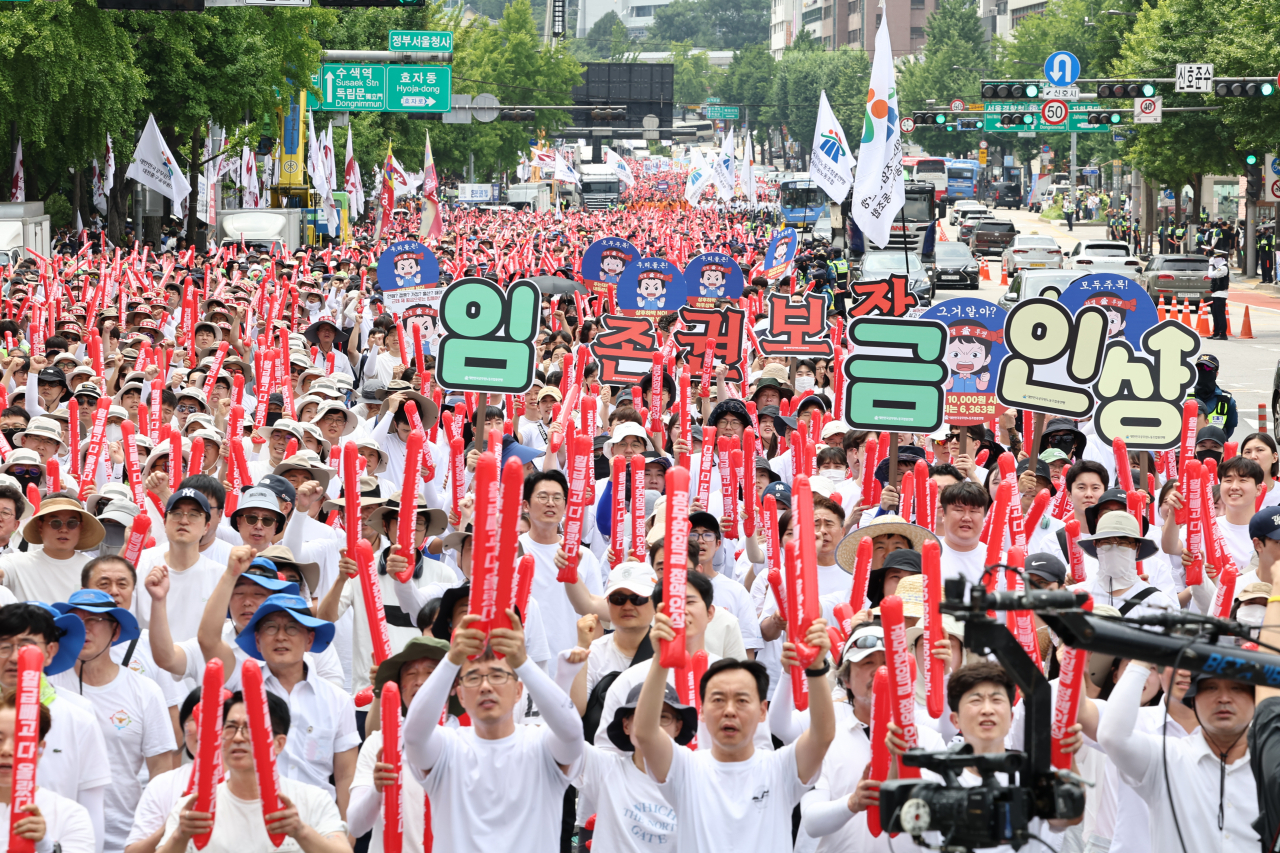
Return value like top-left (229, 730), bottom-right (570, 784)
top-left (317, 63), bottom-right (451, 112)
top-left (389, 31), bottom-right (453, 51)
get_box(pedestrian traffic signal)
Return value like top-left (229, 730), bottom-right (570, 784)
top-left (998, 114), bottom-right (1035, 127)
top-left (1096, 83), bottom-right (1157, 98)
top-left (590, 108), bottom-right (627, 120)
top-left (981, 83), bottom-right (1039, 99)
top-left (500, 110), bottom-right (537, 121)
top-left (1215, 81), bottom-right (1276, 97)
top-left (1086, 112), bottom-right (1123, 125)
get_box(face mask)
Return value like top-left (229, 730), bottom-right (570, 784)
top-left (1095, 542), bottom-right (1139, 587)
top-left (105, 424), bottom-right (123, 443)
top-left (1195, 369), bottom-right (1217, 395)
top-left (0, 429), bottom-right (18, 448)
top-left (10, 470), bottom-right (38, 491)
top-left (820, 468), bottom-right (846, 482)
top-left (1236, 604), bottom-right (1266, 627)
top-left (265, 412), bottom-right (282, 427)
top-left (795, 376), bottom-right (816, 392)
top-left (1196, 447), bottom-right (1223, 465)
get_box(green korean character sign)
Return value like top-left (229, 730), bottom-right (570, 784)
top-left (841, 316), bottom-right (949, 432)
top-left (436, 277), bottom-right (542, 393)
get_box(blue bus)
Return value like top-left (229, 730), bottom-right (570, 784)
top-left (946, 159), bottom-right (981, 201)
top-left (778, 174), bottom-right (828, 232)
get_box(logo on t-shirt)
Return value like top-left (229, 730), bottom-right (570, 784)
top-left (109, 709), bottom-right (134, 730)
top-left (751, 785), bottom-right (771, 809)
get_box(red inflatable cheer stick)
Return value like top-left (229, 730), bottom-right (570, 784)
top-left (659, 466), bottom-right (692, 669)
top-left (1064, 518), bottom-right (1086, 584)
top-left (8, 646), bottom-right (42, 853)
top-left (867, 666), bottom-right (891, 836)
top-left (468, 452), bottom-right (501, 639)
top-left (1004, 548), bottom-right (1041, 669)
top-left (241, 660), bottom-right (286, 848)
top-left (191, 657), bottom-right (224, 850)
top-left (695, 426), bottom-right (717, 509)
top-left (122, 513), bottom-right (151, 567)
top-left (1051, 645), bottom-right (1086, 771)
top-left (769, 566), bottom-right (808, 711)
top-left (78, 398), bottom-right (110, 501)
top-left (630, 453), bottom-right (646, 561)
top-left (395, 431), bottom-right (425, 581)
top-left (67, 399), bottom-right (79, 478)
top-left (1113, 437), bottom-right (1133, 492)
top-left (610, 456), bottom-right (626, 562)
top-left (985, 481), bottom-right (1011, 566)
top-left (880, 595), bottom-right (921, 779)
top-left (1176, 399), bottom-right (1197, 526)
top-left (449, 437), bottom-right (465, 520)
top-left (493, 457), bottom-right (524, 633)
top-left (46, 458), bottom-right (60, 496)
top-left (921, 540), bottom-right (945, 720)
top-left (342, 443), bottom-right (361, 565)
top-left (562, 436), bottom-right (593, 584)
top-left (356, 537), bottom-right (392, 664)
top-left (1023, 488), bottom-right (1051, 538)
top-left (1184, 459), bottom-right (1205, 587)
top-left (790, 477), bottom-right (820, 669)
top-left (381, 682), bottom-right (403, 853)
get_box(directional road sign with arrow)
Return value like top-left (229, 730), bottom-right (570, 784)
top-left (317, 63), bottom-right (451, 113)
top-left (1044, 51), bottom-right (1081, 87)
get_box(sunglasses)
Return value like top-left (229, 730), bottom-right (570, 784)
top-left (44, 517), bottom-right (81, 531)
top-left (607, 592), bottom-right (649, 607)
top-left (846, 633), bottom-right (884, 651)
top-left (8, 467), bottom-right (41, 478)
top-left (239, 513), bottom-right (276, 528)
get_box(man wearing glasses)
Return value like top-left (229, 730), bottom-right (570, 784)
top-left (0, 481), bottom-right (26, 555)
top-left (523, 471), bottom-right (605, 677)
top-left (133, 489), bottom-right (225, 645)
top-left (159, 691), bottom-right (350, 853)
top-left (50, 589), bottom-right (176, 853)
top-left (0, 496), bottom-right (106, 604)
top-left (688, 512), bottom-right (761, 659)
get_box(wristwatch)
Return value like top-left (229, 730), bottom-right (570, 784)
top-left (805, 660), bottom-right (831, 678)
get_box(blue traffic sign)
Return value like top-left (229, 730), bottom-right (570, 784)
top-left (1082, 167), bottom-right (1099, 175)
top-left (1271, 156), bottom-right (1280, 176)
top-left (1044, 51), bottom-right (1081, 86)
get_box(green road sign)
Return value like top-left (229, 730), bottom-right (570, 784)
top-left (983, 101), bottom-right (1112, 133)
top-left (706, 97), bottom-right (721, 104)
top-left (388, 30), bottom-right (453, 51)
top-left (316, 64), bottom-right (451, 113)
top-left (707, 105), bottom-right (739, 120)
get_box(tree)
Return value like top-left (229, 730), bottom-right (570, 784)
top-left (764, 49), bottom-right (864, 164)
top-left (671, 42), bottom-right (717, 104)
top-left (716, 44), bottom-right (776, 159)
top-left (894, 0), bottom-right (988, 157)
top-left (787, 29), bottom-right (823, 53)
top-left (704, 0), bottom-right (770, 50)
top-left (609, 18), bottom-right (640, 62)
top-left (647, 1), bottom-right (716, 50)
top-left (568, 10), bottom-right (622, 61)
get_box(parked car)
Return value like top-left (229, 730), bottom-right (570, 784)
top-left (970, 220), bottom-right (1018, 256)
top-left (957, 215), bottom-right (996, 244)
top-left (1137, 254), bottom-right (1212, 306)
top-left (854, 250), bottom-right (934, 305)
top-left (929, 242), bottom-right (981, 289)
top-left (990, 182), bottom-right (1022, 210)
top-left (1001, 234), bottom-right (1063, 273)
top-left (1064, 240), bottom-right (1143, 276)
top-left (997, 269), bottom-right (1089, 311)
top-left (949, 200), bottom-right (988, 226)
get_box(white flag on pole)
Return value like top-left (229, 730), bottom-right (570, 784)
top-left (684, 147), bottom-right (714, 205)
top-left (554, 151), bottom-right (580, 185)
top-left (604, 148), bottom-right (635, 187)
top-left (125, 114), bottom-right (193, 210)
top-left (104, 133), bottom-right (115, 195)
top-left (91, 158), bottom-right (108, 215)
top-left (741, 140), bottom-right (757, 207)
top-left (241, 147), bottom-right (259, 208)
top-left (344, 131), bottom-right (363, 218)
top-left (709, 128), bottom-right (736, 202)
top-left (810, 90), bottom-right (855, 204)
top-left (850, 6), bottom-right (905, 248)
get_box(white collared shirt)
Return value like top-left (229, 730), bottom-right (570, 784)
top-left (260, 661), bottom-right (361, 797)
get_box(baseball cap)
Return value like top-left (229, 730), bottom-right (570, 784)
top-left (605, 562), bottom-right (658, 598)
top-left (1248, 506), bottom-right (1280, 542)
top-left (1026, 552), bottom-right (1067, 585)
top-left (762, 480), bottom-right (791, 509)
top-left (1196, 425), bottom-right (1228, 448)
top-left (840, 624), bottom-right (885, 664)
top-left (1016, 457), bottom-right (1056, 494)
top-left (257, 474), bottom-right (297, 504)
top-left (1038, 448), bottom-right (1070, 466)
top-left (166, 487), bottom-right (211, 518)
top-left (1195, 354), bottom-right (1220, 372)
top-left (688, 512), bottom-right (721, 539)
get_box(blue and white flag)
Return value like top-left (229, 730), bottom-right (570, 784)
top-left (605, 148), bottom-right (635, 187)
top-left (710, 128), bottom-right (736, 202)
top-left (684, 148), bottom-right (714, 205)
top-left (851, 3), bottom-right (905, 249)
top-left (809, 91), bottom-right (853, 204)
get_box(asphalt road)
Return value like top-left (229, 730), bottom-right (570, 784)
top-left (932, 206), bottom-right (1278, 437)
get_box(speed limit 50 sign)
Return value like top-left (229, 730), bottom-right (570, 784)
top-left (1040, 99), bottom-right (1068, 125)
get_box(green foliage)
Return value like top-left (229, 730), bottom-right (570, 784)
top-left (646, 0), bottom-right (768, 51)
top-left (715, 44), bottom-right (775, 150)
top-left (648, 1), bottom-right (716, 49)
top-left (894, 0), bottom-right (988, 157)
top-left (764, 48), bottom-right (869, 156)
top-left (568, 10), bottom-right (624, 61)
top-left (670, 42), bottom-right (717, 104)
top-left (786, 29), bottom-right (823, 54)
top-left (44, 194), bottom-right (73, 230)
top-left (609, 19), bottom-right (640, 62)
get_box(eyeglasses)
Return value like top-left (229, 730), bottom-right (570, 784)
top-left (176, 404), bottom-right (199, 414)
top-left (43, 517), bottom-right (81, 531)
top-left (79, 615), bottom-right (115, 628)
top-left (531, 493), bottom-right (566, 506)
top-left (8, 467), bottom-right (41, 479)
top-left (607, 592), bottom-right (650, 607)
top-left (0, 510), bottom-right (14, 520)
top-left (239, 514), bottom-right (276, 528)
top-left (257, 621), bottom-right (305, 636)
top-left (0, 639), bottom-right (42, 659)
top-left (221, 722), bottom-right (252, 740)
top-left (459, 669), bottom-right (515, 687)
top-left (168, 510), bottom-right (206, 522)
top-left (320, 413), bottom-right (346, 426)
top-left (691, 530), bottom-right (718, 542)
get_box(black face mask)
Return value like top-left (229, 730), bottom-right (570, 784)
top-left (594, 453), bottom-right (611, 482)
top-left (0, 429), bottom-right (18, 449)
top-left (1046, 434), bottom-right (1076, 455)
top-left (1195, 369), bottom-right (1218, 396)
top-left (10, 471), bottom-right (39, 491)
top-left (1196, 447), bottom-right (1223, 466)
top-left (265, 411), bottom-right (282, 427)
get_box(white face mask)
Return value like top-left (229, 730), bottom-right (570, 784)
top-left (1236, 604), bottom-right (1266, 627)
top-left (105, 424), bottom-right (123, 444)
top-left (795, 376), bottom-right (816, 392)
top-left (820, 468), bottom-right (846, 482)
top-left (1095, 542), bottom-right (1139, 587)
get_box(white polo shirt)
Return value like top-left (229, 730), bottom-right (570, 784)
top-left (259, 661), bottom-right (361, 797)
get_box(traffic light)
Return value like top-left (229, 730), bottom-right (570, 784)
top-left (500, 109), bottom-right (536, 121)
top-left (998, 114), bottom-right (1035, 127)
top-left (1246, 152), bottom-right (1264, 200)
top-left (911, 112), bottom-right (948, 126)
top-left (591, 108), bottom-right (627, 120)
top-left (1096, 82), bottom-right (1156, 98)
top-left (957, 118), bottom-right (982, 131)
top-left (1215, 81), bottom-right (1277, 97)
top-left (981, 82), bottom-right (1040, 99)
top-left (1086, 111), bottom-right (1123, 125)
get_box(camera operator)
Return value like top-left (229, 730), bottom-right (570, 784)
top-left (1247, 507), bottom-right (1280, 852)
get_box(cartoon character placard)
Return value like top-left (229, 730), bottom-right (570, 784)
top-left (685, 252), bottom-right (744, 308)
top-left (376, 239), bottom-right (444, 355)
top-left (616, 258), bottom-right (686, 318)
top-left (582, 237), bottom-right (640, 297)
top-left (1058, 274), bottom-right (1157, 351)
top-left (762, 228), bottom-right (799, 281)
top-left (920, 299), bottom-right (1009, 426)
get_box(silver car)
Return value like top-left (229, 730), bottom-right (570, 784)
top-left (949, 201), bottom-right (988, 226)
top-left (855, 250), bottom-right (934, 305)
top-left (1137, 254), bottom-right (1212, 306)
top-left (997, 269), bottom-right (1088, 311)
top-left (1001, 234), bottom-right (1064, 273)
top-left (1064, 240), bottom-right (1144, 276)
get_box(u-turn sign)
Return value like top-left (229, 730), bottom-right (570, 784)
top-left (1044, 51), bottom-right (1081, 87)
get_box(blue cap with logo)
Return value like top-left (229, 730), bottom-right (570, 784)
top-left (1248, 506), bottom-right (1280, 542)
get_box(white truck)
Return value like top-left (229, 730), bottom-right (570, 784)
top-left (578, 163), bottom-right (621, 211)
top-left (506, 182), bottom-right (552, 212)
top-left (0, 202), bottom-right (51, 266)
top-left (217, 208), bottom-right (303, 254)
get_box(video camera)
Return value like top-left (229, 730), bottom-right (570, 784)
top-left (875, 573), bottom-right (1280, 851)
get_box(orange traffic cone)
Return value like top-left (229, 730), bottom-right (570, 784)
top-left (1196, 301), bottom-right (1212, 337)
top-left (1157, 294), bottom-right (1167, 322)
top-left (1179, 295), bottom-right (1192, 327)
top-left (1000, 264), bottom-right (1008, 289)
top-left (1240, 304), bottom-right (1256, 339)
top-left (980, 258), bottom-right (990, 281)
top-left (1225, 301), bottom-right (1234, 337)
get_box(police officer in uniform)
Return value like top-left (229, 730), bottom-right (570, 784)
top-left (1174, 220), bottom-right (1187, 253)
top-left (1192, 353), bottom-right (1237, 436)
top-left (1259, 224), bottom-right (1275, 284)
top-left (829, 252), bottom-right (848, 287)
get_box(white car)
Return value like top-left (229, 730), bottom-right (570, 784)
top-left (1002, 235), bottom-right (1064, 272)
top-left (1064, 240), bottom-right (1143, 276)
top-left (949, 201), bottom-right (988, 226)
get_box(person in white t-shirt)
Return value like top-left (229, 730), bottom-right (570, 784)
top-left (937, 481), bottom-right (992, 587)
top-left (634, 607), bottom-right (836, 853)
top-left (132, 489), bottom-right (225, 642)
top-left (347, 636), bottom-right (451, 853)
top-left (688, 512), bottom-right (762, 658)
top-left (49, 589), bottom-right (177, 853)
top-left (1241, 432), bottom-right (1280, 509)
top-left (570, 561), bottom-right (658, 713)
top-left (1074, 512), bottom-right (1175, 616)
top-left (578, 679), bottom-right (697, 852)
top-left (403, 608), bottom-right (584, 853)
top-left (0, 694), bottom-right (95, 853)
top-left (0, 496), bottom-right (107, 604)
top-left (124, 687), bottom-right (203, 853)
top-left (0, 603), bottom-right (109, 853)
top-left (158, 691), bottom-right (350, 853)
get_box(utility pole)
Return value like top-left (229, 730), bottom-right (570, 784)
top-left (1246, 197), bottom-right (1257, 276)
top-left (1069, 131), bottom-right (1078, 218)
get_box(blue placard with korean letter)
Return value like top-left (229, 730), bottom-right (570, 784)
top-left (920, 298), bottom-right (1009, 426)
top-left (685, 252), bottom-right (744, 308)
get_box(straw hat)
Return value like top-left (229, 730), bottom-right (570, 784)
top-left (835, 514), bottom-right (938, 574)
top-left (22, 496), bottom-right (105, 550)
